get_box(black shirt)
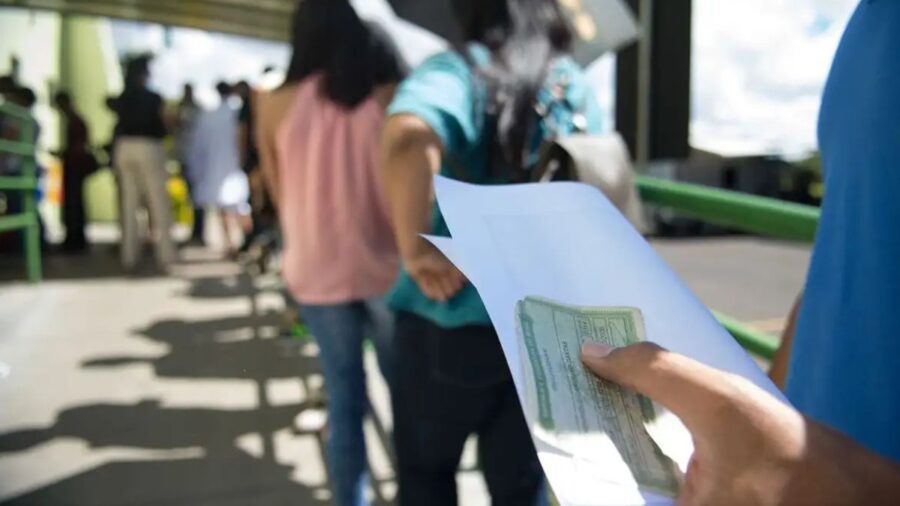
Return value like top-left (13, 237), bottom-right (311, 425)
top-left (114, 88), bottom-right (166, 139)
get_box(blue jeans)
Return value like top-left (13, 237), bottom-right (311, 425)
top-left (298, 298), bottom-right (394, 506)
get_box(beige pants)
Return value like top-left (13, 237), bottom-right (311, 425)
top-left (114, 137), bottom-right (175, 269)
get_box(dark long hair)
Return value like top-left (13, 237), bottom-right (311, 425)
top-left (453, 0), bottom-right (572, 170)
top-left (124, 55), bottom-right (152, 90)
top-left (283, 0), bottom-right (406, 108)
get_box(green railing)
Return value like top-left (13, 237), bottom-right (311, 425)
top-left (0, 101), bottom-right (42, 282)
top-left (637, 175), bottom-right (820, 359)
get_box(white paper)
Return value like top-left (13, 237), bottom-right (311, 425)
top-left (428, 175), bottom-right (788, 506)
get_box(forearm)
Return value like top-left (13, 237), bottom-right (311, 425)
top-left (380, 115), bottom-right (442, 259)
top-left (790, 419), bottom-right (900, 505)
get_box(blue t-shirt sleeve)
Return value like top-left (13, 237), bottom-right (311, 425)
top-left (387, 51), bottom-right (478, 154)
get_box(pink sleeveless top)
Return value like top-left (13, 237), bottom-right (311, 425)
top-left (276, 77), bottom-right (398, 304)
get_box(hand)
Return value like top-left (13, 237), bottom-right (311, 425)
top-left (404, 239), bottom-right (465, 302)
top-left (581, 342), bottom-right (900, 506)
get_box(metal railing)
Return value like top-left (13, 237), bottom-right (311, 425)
top-left (637, 175), bottom-right (820, 359)
top-left (0, 101), bottom-right (42, 282)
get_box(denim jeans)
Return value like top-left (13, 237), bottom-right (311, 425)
top-left (297, 298), bottom-right (393, 506)
top-left (392, 311), bottom-right (545, 506)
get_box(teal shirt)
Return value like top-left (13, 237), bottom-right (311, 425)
top-left (386, 48), bottom-right (602, 328)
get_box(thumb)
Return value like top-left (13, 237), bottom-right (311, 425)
top-left (581, 341), bottom-right (733, 433)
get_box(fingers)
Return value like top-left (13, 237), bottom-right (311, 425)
top-left (418, 268), bottom-right (466, 302)
top-left (416, 274), bottom-right (448, 302)
top-left (581, 342), bottom-right (735, 433)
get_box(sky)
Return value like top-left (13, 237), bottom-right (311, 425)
top-left (690, 0), bottom-right (858, 158)
top-left (110, 0), bottom-right (861, 158)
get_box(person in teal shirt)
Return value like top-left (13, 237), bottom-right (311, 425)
top-left (380, 0), bottom-right (601, 504)
top-left (386, 48), bottom-right (602, 328)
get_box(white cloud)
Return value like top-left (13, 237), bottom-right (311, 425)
top-left (690, 0), bottom-right (857, 158)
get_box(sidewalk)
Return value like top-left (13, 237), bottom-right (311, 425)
top-left (0, 246), bottom-right (489, 505)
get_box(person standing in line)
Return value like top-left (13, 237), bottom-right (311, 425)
top-left (175, 83), bottom-right (204, 244)
top-left (54, 92), bottom-right (96, 253)
top-left (380, 0), bottom-right (602, 504)
top-left (254, 1), bottom-right (405, 504)
top-left (187, 82), bottom-right (250, 258)
top-left (112, 56), bottom-right (176, 271)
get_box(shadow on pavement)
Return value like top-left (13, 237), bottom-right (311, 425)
top-left (83, 312), bottom-right (318, 381)
top-left (0, 266), bottom-right (394, 505)
top-left (0, 244), bottom-right (235, 283)
top-left (0, 246), bottom-right (160, 282)
top-left (4, 458), bottom-right (323, 506)
top-left (181, 274), bottom-right (258, 300)
top-left (0, 400), bottom-right (325, 506)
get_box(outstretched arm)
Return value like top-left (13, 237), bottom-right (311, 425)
top-left (380, 113), bottom-right (464, 302)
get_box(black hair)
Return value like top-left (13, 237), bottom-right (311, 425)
top-left (234, 80), bottom-right (251, 97)
top-left (54, 91), bottom-right (72, 108)
top-left (13, 86), bottom-right (37, 109)
top-left (283, 0), bottom-right (406, 108)
top-left (124, 55), bottom-right (152, 89)
top-left (216, 81), bottom-right (232, 97)
top-left (452, 0), bottom-right (573, 172)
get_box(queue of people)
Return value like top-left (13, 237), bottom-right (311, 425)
top-left (0, 57), bottom-right (262, 267)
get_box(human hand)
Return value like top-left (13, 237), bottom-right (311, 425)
top-left (403, 239), bottom-right (465, 302)
top-left (581, 342), bottom-right (900, 506)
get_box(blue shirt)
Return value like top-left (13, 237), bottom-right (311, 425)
top-left (787, 0), bottom-right (900, 461)
top-left (386, 48), bottom-right (603, 328)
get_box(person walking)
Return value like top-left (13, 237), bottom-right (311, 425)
top-left (380, 0), bottom-right (603, 504)
top-left (54, 92), bottom-right (96, 253)
top-left (254, 1), bottom-right (405, 504)
top-left (112, 56), bottom-right (175, 271)
top-left (187, 82), bottom-right (250, 257)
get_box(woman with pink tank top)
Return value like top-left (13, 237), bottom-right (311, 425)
top-left (255, 2), bottom-right (404, 505)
